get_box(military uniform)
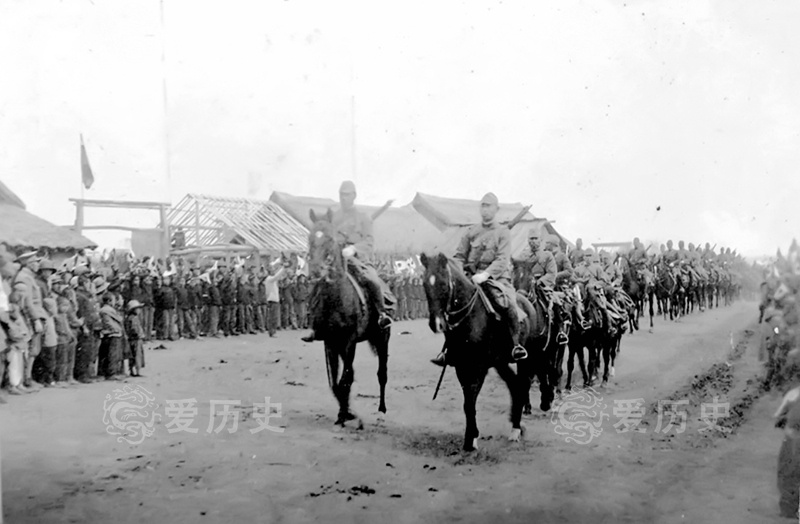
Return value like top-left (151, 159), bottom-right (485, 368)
top-left (569, 245), bottom-right (585, 267)
top-left (302, 181), bottom-right (394, 343)
top-left (433, 192), bottom-right (527, 365)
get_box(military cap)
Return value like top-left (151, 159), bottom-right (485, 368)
top-left (73, 264), bottom-right (91, 276)
top-left (545, 234), bottom-right (560, 246)
top-left (339, 180), bottom-right (356, 193)
top-left (527, 228), bottom-right (541, 239)
top-left (37, 259), bottom-right (57, 273)
top-left (16, 250), bottom-right (39, 263)
top-left (480, 192), bottom-right (499, 205)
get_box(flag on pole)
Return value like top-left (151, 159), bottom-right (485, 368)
top-left (80, 135), bottom-right (95, 189)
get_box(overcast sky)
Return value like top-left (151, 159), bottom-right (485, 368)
top-left (1, 0), bottom-right (798, 257)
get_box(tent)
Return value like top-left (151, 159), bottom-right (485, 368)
top-left (0, 179), bottom-right (95, 253)
top-left (269, 191), bottom-right (441, 256)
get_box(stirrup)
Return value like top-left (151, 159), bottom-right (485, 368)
top-left (378, 313), bottom-right (392, 330)
top-left (511, 345), bottom-right (528, 361)
top-left (431, 351), bottom-right (447, 367)
top-left (557, 332), bottom-right (569, 344)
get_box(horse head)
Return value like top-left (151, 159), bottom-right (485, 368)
top-left (308, 208), bottom-right (342, 282)
top-left (420, 252), bottom-right (451, 333)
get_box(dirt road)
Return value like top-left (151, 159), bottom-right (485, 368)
top-left (0, 300), bottom-right (789, 523)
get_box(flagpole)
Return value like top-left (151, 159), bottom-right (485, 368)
top-left (160, 0), bottom-right (171, 194)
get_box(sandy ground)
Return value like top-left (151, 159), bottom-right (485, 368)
top-left (0, 300), bottom-right (792, 524)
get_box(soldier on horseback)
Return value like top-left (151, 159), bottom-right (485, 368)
top-left (431, 192), bottom-right (528, 367)
top-left (514, 229), bottom-right (560, 339)
top-left (546, 233), bottom-right (580, 340)
top-left (301, 180), bottom-right (394, 343)
top-left (629, 237), bottom-right (654, 284)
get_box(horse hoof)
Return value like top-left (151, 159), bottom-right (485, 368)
top-left (463, 438), bottom-right (479, 452)
top-left (648, 328), bottom-right (653, 334)
top-left (509, 428), bottom-right (522, 442)
top-left (610, 366), bottom-right (615, 378)
top-left (378, 404), bottom-right (387, 414)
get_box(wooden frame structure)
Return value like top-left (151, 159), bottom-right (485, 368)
top-left (70, 198), bottom-right (172, 256)
top-left (166, 194), bottom-right (308, 255)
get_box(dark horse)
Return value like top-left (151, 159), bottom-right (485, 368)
top-left (512, 261), bottom-right (569, 403)
top-left (421, 253), bottom-right (552, 451)
top-left (655, 261), bottom-right (677, 321)
top-left (306, 209), bottom-right (390, 426)
top-left (621, 255), bottom-right (655, 333)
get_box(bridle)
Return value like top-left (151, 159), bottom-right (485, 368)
top-left (441, 262), bottom-right (479, 331)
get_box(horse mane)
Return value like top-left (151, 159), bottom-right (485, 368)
top-left (427, 253), bottom-right (473, 288)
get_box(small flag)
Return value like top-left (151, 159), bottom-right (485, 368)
top-left (296, 255), bottom-right (309, 277)
top-left (80, 135), bottom-right (95, 189)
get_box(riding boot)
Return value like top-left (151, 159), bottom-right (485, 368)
top-left (301, 330), bottom-right (319, 343)
top-left (431, 349), bottom-right (448, 367)
top-left (361, 276), bottom-right (393, 330)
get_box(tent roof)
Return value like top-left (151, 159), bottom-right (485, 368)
top-left (0, 204), bottom-right (96, 251)
top-left (167, 194), bottom-right (308, 254)
top-left (412, 192), bottom-right (537, 229)
top-left (269, 191), bottom-right (442, 255)
top-left (0, 179), bottom-right (27, 209)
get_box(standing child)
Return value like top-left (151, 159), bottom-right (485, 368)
top-left (125, 299), bottom-right (145, 377)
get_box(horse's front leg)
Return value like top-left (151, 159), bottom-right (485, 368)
top-left (335, 337), bottom-right (362, 428)
top-left (601, 340), bottom-right (611, 386)
top-left (375, 331), bottom-right (389, 414)
top-left (495, 363), bottom-right (526, 442)
top-left (565, 341), bottom-right (576, 391)
top-left (455, 364), bottom-right (487, 452)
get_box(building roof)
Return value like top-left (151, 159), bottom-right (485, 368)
top-left (167, 194), bottom-right (309, 254)
top-left (411, 192), bottom-right (537, 229)
top-left (0, 204), bottom-right (96, 251)
top-left (269, 191), bottom-right (442, 255)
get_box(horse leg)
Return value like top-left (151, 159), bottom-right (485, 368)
top-left (336, 339), bottom-right (361, 428)
top-left (373, 332), bottom-right (389, 414)
top-left (495, 363), bottom-right (526, 441)
top-left (648, 293), bottom-right (654, 332)
top-left (324, 342), bottom-right (343, 420)
top-left (565, 340), bottom-right (576, 391)
top-left (586, 343), bottom-right (598, 387)
top-left (551, 339), bottom-right (566, 399)
top-left (455, 364), bottom-right (487, 452)
top-left (601, 339), bottom-right (611, 386)
top-left (577, 342), bottom-right (589, 387)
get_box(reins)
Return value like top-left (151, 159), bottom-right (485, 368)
top-left (442, 263), bottom-right (480, 331)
